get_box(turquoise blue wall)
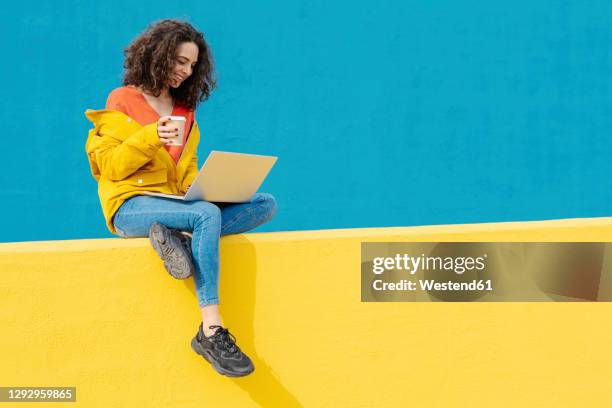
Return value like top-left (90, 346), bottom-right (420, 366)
top-left (2, 1), bottom-right (612, 242)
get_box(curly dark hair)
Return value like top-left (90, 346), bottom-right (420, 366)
top-left (122, 19), bottom-right (216, 110)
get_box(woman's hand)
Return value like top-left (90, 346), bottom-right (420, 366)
top-left (157, 116), bottom-right (179, 145)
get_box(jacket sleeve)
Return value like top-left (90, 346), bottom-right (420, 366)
top-left (180, 152), bottom-right (199, 193)
top-left (86, 122), bottom-right (163, 181)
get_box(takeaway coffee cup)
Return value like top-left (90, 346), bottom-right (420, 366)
top-left (165, 116), bottom-right (186, 146)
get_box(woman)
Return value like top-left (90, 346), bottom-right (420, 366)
top-left (85, 19), bottom-right (277, 377)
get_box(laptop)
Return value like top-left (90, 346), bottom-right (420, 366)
top-left (143, 150), bottom-right (277, 202)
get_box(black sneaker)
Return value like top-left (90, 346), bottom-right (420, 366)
top-left (191, 324), bottom-right (255, 377)
top-left (149, 222), bottom-right (195, 279)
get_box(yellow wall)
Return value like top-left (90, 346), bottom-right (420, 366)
top-left (2, 218), bottom-right (612, 407)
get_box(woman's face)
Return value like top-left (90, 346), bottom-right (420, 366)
top-left (168, 41), bottom-right (199, 88)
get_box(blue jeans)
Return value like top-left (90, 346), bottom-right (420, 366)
top-left (112, 193), bottom-right (277, 307)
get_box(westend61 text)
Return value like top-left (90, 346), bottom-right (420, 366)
top-left (372, 279), bottom-right (494, 291)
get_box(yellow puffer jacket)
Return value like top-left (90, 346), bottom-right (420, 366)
top-left (84, 109), bottom-right (200, 233)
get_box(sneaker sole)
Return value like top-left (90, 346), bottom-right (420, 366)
top-left (191, 337), bottom-right (254, 377)
top-left (149, 223), bottom-right (194, 279)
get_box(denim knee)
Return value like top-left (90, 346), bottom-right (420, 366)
top-left (190, 201), bottom-right (222, 230)
top-left (255, 193), bottom-right (278, 221)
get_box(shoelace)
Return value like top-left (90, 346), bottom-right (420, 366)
top-left (157, 229), bottom-right (177, 257)
top-left (208, 325), bottom-right (238, 354)
top-left (173, 230), bottom-right (192, 253)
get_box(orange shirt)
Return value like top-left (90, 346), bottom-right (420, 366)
top-left (105, 86), bottom-right (194, 163)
